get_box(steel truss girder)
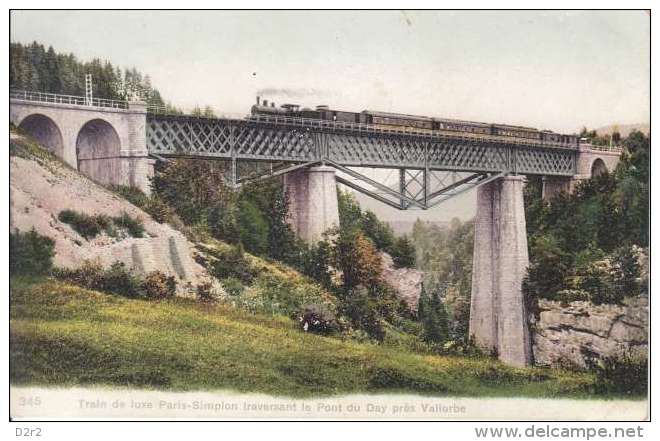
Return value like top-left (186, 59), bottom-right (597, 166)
top-left (147, 115), bottom-right (577, 177)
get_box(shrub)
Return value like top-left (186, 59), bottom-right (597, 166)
top-left (111, 185), bottom-right (149, 208)
top-left (142, 271), bottom-right (177, 300)
top-left (208, 201), bottom-right (240, 244)
top-left (579, 259), bottom-right (619, 305)
top-left (10, 228), bottom-right (55, 276)
top-left (196, 281), bottom-right (216, 303)
top-left (53, 260), bottom-right (104, 289)
top-left (296, 240), bottom-right (333, 288)
top-left (237, 199), bottom-right (269, 255)
top-left (211, 244), bottom-right (257, 284)
top-left (54, 260), bottom-right (143, 299)
top-left (112, 212), bottom-right (145, 238)
top-left (523, 234), bottom-right (569, 301)
top-left (101, 262), bottom-right (143, 297)
top-left (144, 197), bottom-right (178, 225)
top-left (111, 186), bottom-right (184, 230)
top-left (594, 353), bottom-right (648, 396)
top-left (297, 303), bottom-right (339, 335)
top-left (441, 337), bottom-right (485, 357)
top-left (249, 274), bottom-right (336, 317)
top-left (221, 277), bottom-right (245, 296)
top-left (611, 245), bottom-right (644, 298)
top-left (555, 289), bottom-right (591, 305)
top-left (58, 209), bottom-right (145, 239)
top-left (58, 210), bottom-right (110, 239)
top-left (341, 285), bottom-right (384, 341)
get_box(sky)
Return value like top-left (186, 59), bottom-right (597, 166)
top-left (10, 10), bottom-right (650, 224)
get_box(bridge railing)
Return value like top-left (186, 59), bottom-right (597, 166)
top-left (581, 143), bottom-right (623, 153)
top-left (10, 89), bottom-right (128, 110)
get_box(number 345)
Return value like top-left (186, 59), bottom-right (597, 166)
top-left (18, 397), bottom-right (41, 407)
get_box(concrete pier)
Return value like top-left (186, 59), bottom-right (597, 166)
top-left (284, 166), bottom-right (340, 243)
top-left (469, 175), bottom-right (532, 367)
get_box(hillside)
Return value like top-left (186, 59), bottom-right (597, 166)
top-left (10, 132), bottom-right (216, 296)
top-left (10, 277), bottom-right (601, 398)
top-left (595, 123), bottom-right (650, 138)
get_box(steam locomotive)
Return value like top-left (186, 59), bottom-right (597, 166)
top-left (250, 97), bottom-right (579, 147)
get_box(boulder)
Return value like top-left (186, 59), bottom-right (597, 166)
top-left (379, 251), bottom-right (424, 311)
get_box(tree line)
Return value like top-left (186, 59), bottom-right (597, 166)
top-left (523, 131), bottom-right (649, 305)
top-left (10, 41), bottom-right (181, 112)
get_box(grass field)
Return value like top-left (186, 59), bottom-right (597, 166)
top-left (9, 276), bottom-right (620, 399)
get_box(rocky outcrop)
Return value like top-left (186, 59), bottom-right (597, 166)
top-left (380, 252), bottom-right (424, 311)
top-left (532, 297), bottom-right (648, 368)
top-left (10, 137), bottom-right (220, 297)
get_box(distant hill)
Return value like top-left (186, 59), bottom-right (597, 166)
top-left (387, 219), bottom-right (450, 236)
top-left (595, 123), bottom-right (649, 138)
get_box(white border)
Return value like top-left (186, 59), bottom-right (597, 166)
top-left (2, 3), bottom-right (655, 440)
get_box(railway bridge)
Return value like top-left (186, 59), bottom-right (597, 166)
top-left (9, 90), bottom-right (622, 367)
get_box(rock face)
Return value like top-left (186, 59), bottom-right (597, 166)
top-left (380, 252), bottom-right (424, 311)
top-left (533, 297), bottom-right (648, 368)
top-left (10, 138), bottom-right (219, 296)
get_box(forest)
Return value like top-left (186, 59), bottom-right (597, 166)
top-left (523, 131), bottom-right (649, 306)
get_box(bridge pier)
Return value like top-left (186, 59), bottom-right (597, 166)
top-left (469, 175), bottom-right (533, 367)
top-left (284, 165), bottom-right (340, 243)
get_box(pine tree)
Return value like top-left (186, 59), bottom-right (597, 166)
top-left (203, 105), bottom-right (216, 118)
top-left (44, 46), bottom-right (60, 92)
top-left (418, 283), bottom-right (449, 345)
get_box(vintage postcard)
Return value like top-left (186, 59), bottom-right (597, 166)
top-left (7, 8), bottom-right (650, 426)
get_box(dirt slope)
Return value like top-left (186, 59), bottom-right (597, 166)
top-left (9, 133), bottom-right (219, 296)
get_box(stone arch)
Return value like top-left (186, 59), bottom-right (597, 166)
top-left (18, 114), bottom-right (64, 156)
top-left (76, 119), bottom-right (122, 185)
top-left (591, 158), bottom-right (608, 177)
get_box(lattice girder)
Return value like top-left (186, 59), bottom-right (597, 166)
top-left (147, 115), bottom-right (577, 177)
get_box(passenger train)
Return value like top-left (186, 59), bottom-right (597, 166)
top-left (250, 97), bottom-right (579, 147)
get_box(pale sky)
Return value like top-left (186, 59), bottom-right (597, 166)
top-left (10, 10), bottom-right (650, 224)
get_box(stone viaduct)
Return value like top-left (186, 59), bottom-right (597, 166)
top-left (9, 92), bottom-right (622, 367)
top-left (10, 94), bottom-right (154, 193)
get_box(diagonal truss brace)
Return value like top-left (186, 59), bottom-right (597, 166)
top-left (425, 172), bottom-right (505, 209)
top-left (326, 159), bottom-right (426, 209)
top-left (333, 162), bottom-right (507, 210)
top-left (235, 160), bottom-right (321, 187)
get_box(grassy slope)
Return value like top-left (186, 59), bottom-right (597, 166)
top-left (11, 277), bottom-right (605, 398)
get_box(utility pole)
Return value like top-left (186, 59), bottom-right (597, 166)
top-left (85, 74), bottom-right (93, 106)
